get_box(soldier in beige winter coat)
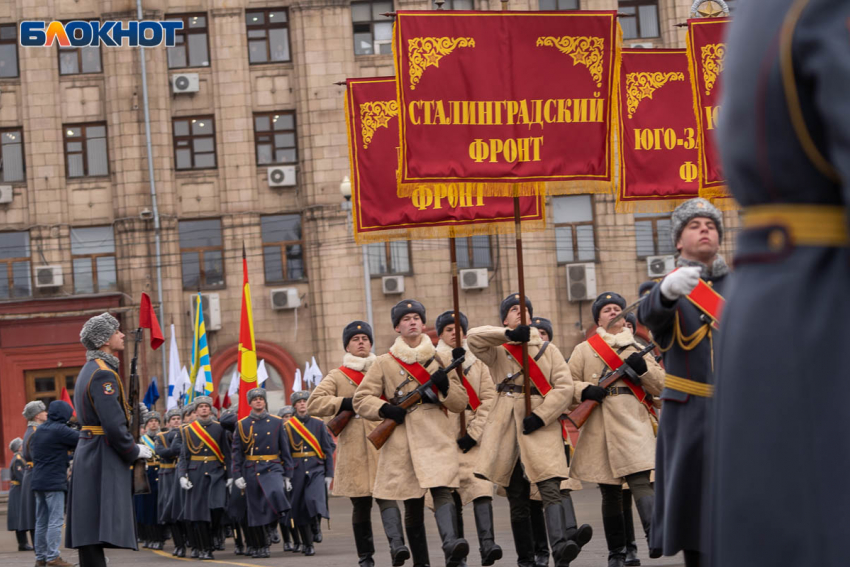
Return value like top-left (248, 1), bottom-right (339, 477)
top-left (467, 294), bottom-right (592, 567)
top-left (568, 292), bottom-right (665, 567)
top-left (353, 299), bottom-right (470, 567)
top-left (308, 320), bottom-right (405, 567)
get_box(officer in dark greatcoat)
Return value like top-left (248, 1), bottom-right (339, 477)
top-left (637, 199), bottom-right (728, 567)
top-left (177, 395), bottom-right (231, 560)
top-left (7, 437), bottom-right (32, 551)
top-left (232, 387), bottom-right (294, 558)
top-left (20, 401), bottom-right (45, 553)
top-left (286, 390), bottom-right (336, 556)
top-left (66, 313), bottom-right (155, 567)
top-left (155, 408), bottom-right (186, 557)
top-left (136, 412), bottom-right (163, 550)
top-left (712, 2), bottom-right (850, 565)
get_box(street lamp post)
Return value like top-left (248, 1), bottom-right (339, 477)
top-left (340, 177), bottom-right (374, 334)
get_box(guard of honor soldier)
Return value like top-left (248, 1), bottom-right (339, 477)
top-left (155, 408), bottom-right (187, 557)
top-left (19, 401), bottom-right (45, 554)
top-left (7, 437), bottom-right (33, 552)
top-left (136, 411), bottom-right (165, 550)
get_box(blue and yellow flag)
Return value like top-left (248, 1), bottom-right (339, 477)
top-left (187, 293), bottom-right (213, 402)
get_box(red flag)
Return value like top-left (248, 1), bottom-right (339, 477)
top-left (139, 292), bottom-right (164, 350)
top-left (60, 387), bottom-right (75, 417)
top-left (222, 394), bottom-right (232, 409)
top-left (237, 246), bottom-right (259, 420)
top-left (213, 395), bottom-right (221, 411)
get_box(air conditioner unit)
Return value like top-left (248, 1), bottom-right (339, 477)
top-left (629, 42), bottom-right (655, 49)
top-left (0, 185), bottom-right (12, 204)
top-left (460, 268), bottom-right (488, 290)
top-left (189, 292), bottom-right (222, 331)
top-left (270, 288), bottom-right (301, 310)
top-left (171, 73), bottom-right (200, 94)
top-left (374, 40), bottom-right (392, 55)
top-left (566, 263), bottom-right (597, 302)
top-left (268, 165), bottom-right (297, 187)
top-left (382, 275), bottom-right (404, 295)
top-left (34, 265), bottom-right (63, 288)
top-left (646, 255), bottom-right (675, 278)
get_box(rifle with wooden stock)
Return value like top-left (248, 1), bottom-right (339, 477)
top-left (367, 354), bottom-right (466, 450)
top-left (564, 342), bottom-right (657, 430)
top-left (128, 328), bottom-right (151, 495)
top-left (327, 403), bottom-right (354, 436)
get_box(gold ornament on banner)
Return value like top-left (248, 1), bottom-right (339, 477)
top-left (625, 72), bottom-right (685, 118)
top-left (360, 100), bottom-right (399, 149)
top-left (407, 37), bottom-right (476, 90)
top-left (701, 43), bottom-right (725, 96)
top-left (690, 0), bottom-right (729, 18)
top-left (536, 36), bottom-right (605, 89)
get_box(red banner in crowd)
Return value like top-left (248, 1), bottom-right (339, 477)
top-left (686, 17), bottom-right (730, 199)
top-left (345, 77), bottom-right (545, 243)
top-left (394, 11), bottom-right (620, 197)
top-left (616, 49), bottom-right (699, 212)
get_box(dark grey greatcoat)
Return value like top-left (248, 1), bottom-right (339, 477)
top-left (66, 358), bottom-right (141, 550)
top-left (19, 425), bottom-right (37, 531)
top-left (638, 271), bottom-right (728, 557)
top-left (285, 414), bottom-right (335, 527)
top-left (712, 1), bottom-right (850, 565)
top-left (154, 428), bottom-right (182, 524)
top-left (232, 412), bottom-right (294, 527)
top-left (7, 453), bottom-right (25, 531)
top-left (177, 418), bottom-right (230, 523)
top-left (217, 413), bottom-right (246, 525)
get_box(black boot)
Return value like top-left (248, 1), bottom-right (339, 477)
top-left (530, 501), bottom-right (549, 567)
top-left (634, 496), bottom-right (661, 559)
top-left (233, 523), bottom-right (245, 555)
top-left (454, 495), bottom-right (467, 567)
top-left (173, 523), bottom-right (187, 557)
top-left (198, 523), bottom-right (215, 560)
top-left (299, 524), bottom-right (315, 556)
top-left (544, 503), bottom-right (579, 567)
top-left (406, 521), bottom-right (430, 567)
top-left (189, 523), bottom-right (201, 559)
top-left (622, 491), bottom-right (640, 566)
top-left (562, 492), bottom-right (593, 549)
top-left (434, 502), bottom-right (469, 567)
top-left (291, 520), bottom-right (303, 553)
top-left (279, 520), bottom-right (292, 552)
top-left (380, 507), bottom-right (410, 566)
top-left (312, 515), bottom-right (323, 543)
top-left (16, 530), bottom-right (33, 551)
top-left (510, 517), bottom-right (537, 567)
top-left (473, 499), bottom-right (503, 566)
top-left (602, 515), bottom-right (627, 567)
top-left (353, 521), bottom-right (376, 567)
top-left (256, 526), bottom-right (271, 558)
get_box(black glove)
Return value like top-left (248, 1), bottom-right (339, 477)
top-left (430, 369), bottom-right (450, 396)
top-left (456, 434), bottom-right (477, 453)
top-left (451, 347), bottom-right (466, 361)
top-left (379, 403), bottom-right (406, 424)
top-left (625, 352), bottom-right (648, 376)
top-left (339, 397), bottom-right (354, 413)
top-left (522, 413), bottom-right (545, 435)
top-left (581, 385), bottom-right (608, 403)
top-left (505, 325), bottom-right (531, 343)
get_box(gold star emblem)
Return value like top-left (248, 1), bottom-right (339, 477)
top-left (357, 325), bottom-right (362, 329)
top-left (515, 294), bottom-right (520, 299)
top-left (407, 303), bottom-right (412, 308)
top-left (697, 1), bottom-right (725, 18)
top-left (606, 295), bottom-right (611, 299)
top-left (697, 202), bottom-right (705, 208)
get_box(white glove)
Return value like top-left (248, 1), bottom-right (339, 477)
top-left (284, 477), bottom-right (292, 492)
top-left (136, 444), bottom-right (153, 460)
top-left (325, 477), bottom-right (333, 491)
top-left (235, 477), bottom-right (246, 490)
top-left (179, 476), bottom-right (193, 490)
top-left (660, 266), bottom-right (701, 301)
top-left (226, 478), bottom-right (233, 489)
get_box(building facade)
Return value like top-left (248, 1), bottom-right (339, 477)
top-left (0, 0), bottom-right (738, 469)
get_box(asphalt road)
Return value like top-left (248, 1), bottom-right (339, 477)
top-left (0, 489), bottom-right (685, 567)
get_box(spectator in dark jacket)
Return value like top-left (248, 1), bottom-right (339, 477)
top-left (30, 401), bottom-right (79, 567)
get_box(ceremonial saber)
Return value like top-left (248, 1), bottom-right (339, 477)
top-left (604, 295), bottom-right (648, 331)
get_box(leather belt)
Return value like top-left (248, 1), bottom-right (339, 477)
top-left (665, 374), bottom-right (714, 398)
top-left (159, 463), bottom-right (176, 469)
top-left (605, 387), bottom-right (634, 397)
top-left (246, 455), bottom-right (279, 461)
top-left (11, 480), bottom-right (20, 486)
top-left (292, 451), bottom-right (318, 458)
top-left (496, 383), bottom-right (542, 396)
top-left (190, 456), bottom-right (222, 462)
top-left (81, 426), bottom-right (104, 435)
top-left (742, 204), bottom-right (849, 248)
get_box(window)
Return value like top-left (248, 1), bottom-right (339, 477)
top-left (25, 368), bottom-right (82, 407)
top-left (552, 195), bottom-right (596, 263)
top-left (253, 112), bottom-right (297, 166)
top-left (173, 116), bottom-right (216, 170)
top-left (456, 235), bottom-right (492, 269)
top-left (432, 0), bottom-right (473, 9)
top-left (0, 24), bottom-right (18, 78)
top-left (58, 24), bottom-right (102, 75)
top-left (261, 214), bottom-right (305, 283)
top-left (179, 219), bottom-right (224, 290)
top-left (64, 123), bottom-right (109, 178)
top-left (167, 14), bottom-right (210, 69)
top-left (619, 0), bottom-right (660, 39)
top-left (71, 226), bottom-right (117, 294)
top-left (539, 0), bottom-right (579, 9)
top-left (352, 1), bottom-right (393, 56)
top-left (634, 213), bottom-right (674, 258)
top-left (0, 231), bottom-right (31, 299)
top-left (367, 242), bottom-right (410, 276)
top-left (246, 9), bottom-right (291, 64)
top-left (0, 128), bottom-right (24, 182)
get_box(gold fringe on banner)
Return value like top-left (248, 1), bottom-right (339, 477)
top-left (353, 213), bottom-right (548, 245)
top-left (614, 197), bottom-right (692, 214)
top-left (710, 195), bottom-right (740, 211)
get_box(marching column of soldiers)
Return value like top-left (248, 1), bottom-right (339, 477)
top-left (9, 198), bottom-right (739, 567)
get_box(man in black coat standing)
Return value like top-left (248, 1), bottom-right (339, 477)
top-left (31, 400), bottom-right (79, 567)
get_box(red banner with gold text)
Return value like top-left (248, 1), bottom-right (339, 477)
top-left (686, 17), bottom-right (730, 200)
top-left (617, 49), bottom-right (699, 212)
top-left (394, 11), bottom-right (620, 197)
top-left (345, 77), bottom-right (545, 243)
